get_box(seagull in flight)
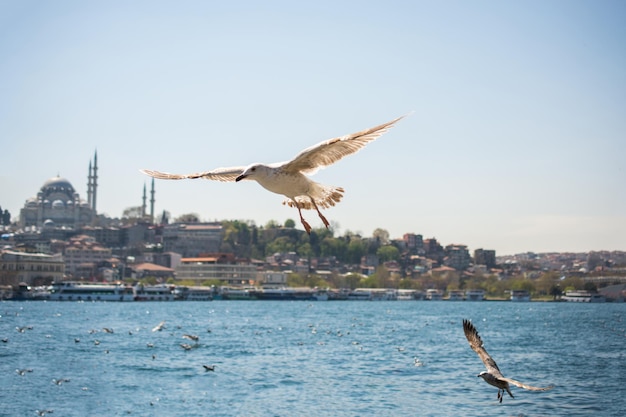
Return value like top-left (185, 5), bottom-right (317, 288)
top-left (462, 319), bottom-right (553, 403)
top-left (141, 115), bottom-right (405, 234)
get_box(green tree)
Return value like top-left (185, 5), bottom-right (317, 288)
top-left (265, 220), bottom-right (281, 229)
top-left (122, 206), bottom-right (144, 224)
top-left (265, 236), bottom-right (296, 255)
top-left (344, 273), bottom-right (362, 289)
top-left (377, 245), bottom-right (399, 262)
top-left (372, 228), bottom-right (390, 245)
top-left (175, 213), bottom-right (200, 223)
top-left (347, 238), bottom-right (367, 264)
top-left (320, 237), bottom-right (347, 260)
top-left (284, 219), bottom-right (296, 228)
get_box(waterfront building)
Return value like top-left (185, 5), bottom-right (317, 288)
top-left (0, 249), bottom-right (64, 286)
top-left (474, 248), bottom-right (497, 268)
top-left (259, 271), bottom-right (288, 286)
top-left (162, 223), bottom-right (222, 257)
top-left (175, 256), bottom-right (258, 285)
top-left (131, 262), bottom-right (175, 281)
top-left (402, 233), bottom-right (424, 254)
top-left (444, 244), bottom-right (471, 271)
top-left (62, 235), bottom-right (112, 278)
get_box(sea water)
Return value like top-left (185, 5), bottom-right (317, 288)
top-left (1, 300), bottom-right (624, 416)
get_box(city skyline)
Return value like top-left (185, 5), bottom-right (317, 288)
top-left (1, 1), bottom-right (624, 255)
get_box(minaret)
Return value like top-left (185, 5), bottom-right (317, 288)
top-left (150, 178), bottom-right (155, 224)
top-left (91, 150), bottom-right (98, 212)
top-left (86, 160), bottom-right (93, 208)
top-left (142, 183), bottom-right (147, 218)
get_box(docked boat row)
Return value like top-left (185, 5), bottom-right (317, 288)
top-left (8, 282), bottom-right (212, 302)
top-left (9, 282), bottom-right (604, 302)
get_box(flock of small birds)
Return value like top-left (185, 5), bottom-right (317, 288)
top-left (4, 315), bottom-right (220, 415)
top-left (2, 306), bottom-right (554, 414)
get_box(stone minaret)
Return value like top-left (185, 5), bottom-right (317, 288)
top-left (150, 178), bottom-right (155, 224)
top-left (142, 183), bottom-right (147, 218)
top-left (91, 150), bottom-right (98, 212)
top-left (86, 160), bottom-right (93, 208)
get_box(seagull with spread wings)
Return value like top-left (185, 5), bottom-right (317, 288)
top-left (462, 319), bottom-right (553, 403)
top-left (141, 115), bottom-right (405, 234)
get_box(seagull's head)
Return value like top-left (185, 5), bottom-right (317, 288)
top-left (477, 371), bottom-right (488, 379)
top-left (236, 164), bottom-right (268, 182)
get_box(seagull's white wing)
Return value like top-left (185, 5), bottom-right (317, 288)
top-left (140, 167), bottom-right (245, 182)
top-left (501, 377), bottom-right (554, 391)
top-left (463, 319), bottom-right (504, 378)
top-left (282, 115), bottom-right (406, 175)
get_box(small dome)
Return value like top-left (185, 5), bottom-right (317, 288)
top-left (43, 219), bottom-right (55, 228)
top-left (52, 200), bottom-right (65, 209)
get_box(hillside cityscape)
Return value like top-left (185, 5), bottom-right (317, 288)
top-left (2, 153), bottom-right (625, 301)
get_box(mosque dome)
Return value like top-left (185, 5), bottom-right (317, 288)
top-left (40, 176), bottom-right (76, 201)
top-left (41, 176), bottom-right (76, 194)
top-left (52, 199), bottom-right (65, 209)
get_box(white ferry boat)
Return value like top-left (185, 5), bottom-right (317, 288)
top-left (48, 281), bottom-right (135, 302)
top-left (173, 286), bottom-right (214, 301)
top-left (220, 286), bottom-right (257, 300)
top-left (426, 289), bottom-right (443, 300)
top-left (465, 289), bottom-right (485, 301)
top-left (347, 289), bottom-right (373, 300)
top-left (253, 287), bottom-right (330, 301)
top-left (134, 284), bottom-right (175, 301)
top-left (510, 290), bottom-right (531, 302)
top-left (447, 290), bottom-right (464, 301)
top-left (397, 289), bottom-right (418, 301)
top-left (347, 288), bottom-right (397, 301)
top-left (562, 290), bottom-right (606, 303)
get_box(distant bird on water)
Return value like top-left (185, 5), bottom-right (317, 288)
top-left (141, 115), bottom-right (406, 234)
top-left (52, 378), bottom-right (70, 385)
top-left (462, 319), bottom-right (553, 403)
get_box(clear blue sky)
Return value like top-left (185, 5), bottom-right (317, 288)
top-left (1, 0), bottom-right (624, 255)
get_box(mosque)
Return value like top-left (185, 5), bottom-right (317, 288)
top-left (18, 152), bottom-right (156, 230)
top-left (19, 152), bottom-right (100, 229)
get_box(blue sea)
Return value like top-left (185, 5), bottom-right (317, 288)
top-left (1, 300), bottom-right (625, 417)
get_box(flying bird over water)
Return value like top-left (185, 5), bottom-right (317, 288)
top-left (141, 115), bottom-right (405, 234)
top-left (462, 319), bottom-right (553, 403)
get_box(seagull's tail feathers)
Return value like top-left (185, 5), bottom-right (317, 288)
top-left (283, 184), bottom-right (344, 210)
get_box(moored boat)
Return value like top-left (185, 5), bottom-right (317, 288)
top-left (562, 290), bottom-right (606, 303)
top-left (510, 290), bottom-right (531, 302)
top-left (48, 281), bottom-right (135, 301)
top-left (426, 289), bottom-right (443, 300)
top-left (173, 286), bottom-right (214, 301)
top-left (134, 284), bottom-right (175, 301)
top-left (254, 287), bottom-right (324, 301)
top-left (220, 286), bottom-right (257, 300)
top-left (447, 290), bottom-right (464, 301)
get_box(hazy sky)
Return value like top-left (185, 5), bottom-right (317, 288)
top-left (1, 0), bottom-right (624, 255)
